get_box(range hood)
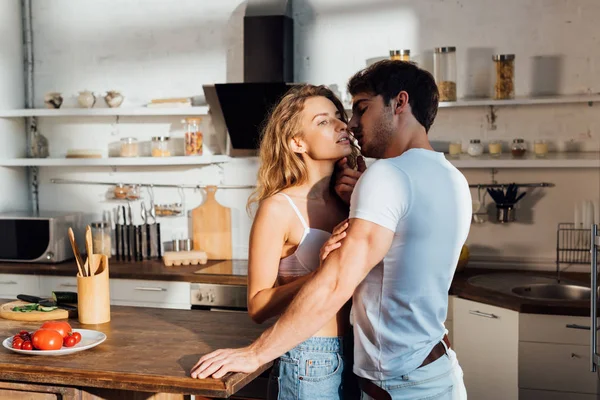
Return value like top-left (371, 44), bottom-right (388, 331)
top-left (203, 0), bottom-right (295, 157)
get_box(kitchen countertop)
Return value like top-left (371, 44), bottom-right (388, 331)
top-left (0, 301), bottom-right (272, 398)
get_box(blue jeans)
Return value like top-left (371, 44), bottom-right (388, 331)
top-left (360, 348), bottom-right (467, 400)
top-left (267, 336), bottom-right (358, 400)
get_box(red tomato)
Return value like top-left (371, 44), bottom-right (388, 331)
top-left (31, 329), bottom-right (63, 350)
top-left (18, 330), bottom-right (29, 336)
top-left (71, 332), bottom-right (82, 344)
top-left (40, 321), bottom-right (72, 338)
top-left (21, 341), bottom-right (33, 351)
top-left (12, 337), bottom-right (23, 349)
top-left (63, 335), bottom-right (77, 347)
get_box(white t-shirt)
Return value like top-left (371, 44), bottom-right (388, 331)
top-left (349, 148), bottom-right (472, 380)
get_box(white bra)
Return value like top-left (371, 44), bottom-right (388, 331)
top-left (277, 193), bottom-right (331, 277)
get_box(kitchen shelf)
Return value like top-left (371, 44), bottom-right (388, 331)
top-left (0, 106), bottom-right (209, 117)
top-left (437, 94), bottom-right (600, 108)
top-left (0, 155), bottom-right (231, 167)
top-left (446, 152), bottom-right (600, 168)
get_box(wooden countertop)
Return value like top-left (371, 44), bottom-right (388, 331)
top-left (0, 303), bottom-right (271, 398)
top-left (0, 259), bottom-right (248, 285)
top-left (451, 269), bottom-right (593, 317)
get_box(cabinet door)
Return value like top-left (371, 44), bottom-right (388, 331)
top-left (110, 279), bottom-right (191, 309)
top-left (520, 389), bottom-right (598, 400)
top-left (0, 274), bottom-right (40, 298)
top-left (38, 276), bottom-right (78, 297)
top-left (520, 313), bottom-right (594, 346)
top-left (453, 297), bottom-right (519, 400)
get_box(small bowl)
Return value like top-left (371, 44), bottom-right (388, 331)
top-left (104, 91), bottom-right (124, 108)
top-left (44, 92), bottom-right (63, 109)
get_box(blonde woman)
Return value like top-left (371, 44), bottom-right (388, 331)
top-left (246, 85), bottom-right (363, 399)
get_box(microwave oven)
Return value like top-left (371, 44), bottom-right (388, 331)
top-left (0, 211), bottom-right (84, 263)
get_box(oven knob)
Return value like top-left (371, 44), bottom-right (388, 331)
top-left (196, 292), bottom-right (204, 301)
top-left (46, 252), bottom-right (54, 260)
top-left (209, 293), bottom-right (215, 302)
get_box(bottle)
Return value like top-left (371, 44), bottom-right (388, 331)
top-left (493, 54), bottom-right (515, 100)
top-left (184, 117), bottom-right (203, 156)
top-left (91, 221), bottom-right (112, 258)
top-left (434, 47), bottom-right (457, 102)
top-left (467, 139), bottom-right (483, 157)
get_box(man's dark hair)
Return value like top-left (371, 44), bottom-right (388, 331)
top-left (347, 60), bottom-right (439, 132)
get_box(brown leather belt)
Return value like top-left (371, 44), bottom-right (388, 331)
top-left (358, 335), bottom-right (451, 400)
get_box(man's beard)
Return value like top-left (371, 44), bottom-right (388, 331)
top-left (360, 108), bottom-right (394, 159)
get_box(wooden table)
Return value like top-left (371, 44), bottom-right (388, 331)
top-left (0, 303), bottom-right (272, 399)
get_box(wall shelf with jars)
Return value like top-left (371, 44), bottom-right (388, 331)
top-left (0, 106), bottom-right (209, 118)
top-left (446, 152), bottom-right (599, 169)
top-left (0, 155), bottom-right (231, 167)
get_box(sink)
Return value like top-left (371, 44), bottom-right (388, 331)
top-left (511, 283), bottom-right (591, 301)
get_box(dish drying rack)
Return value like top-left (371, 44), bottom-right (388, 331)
top-left (556, 222), bottom-right (592, 282)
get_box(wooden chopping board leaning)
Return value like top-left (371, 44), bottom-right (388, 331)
top-left (191, 185), bottom-right (233, 260)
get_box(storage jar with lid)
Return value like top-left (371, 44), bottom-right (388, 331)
top-left (184, 117), bottom-right (203, 156)
top-left (434, 47), bottom-right (457, 102)
top-left (91, 221), bottom-right (112, 258)
top-left (493, 54), bottom-right (515, 100)
top-left (511, 138), bottom-right (527, 158)
top-left (151, 136), bottom-right (171, 157)
top-left (534, 139), bottom-right (548, 158)
top-left (448, 141), bottom-right (462, 158)
top-left (120, 137), bottom-right (138, 157)
top-left (389, 49), bottom-right (410, 61)
top-left (488, 140), bottom-right (502, 157)
top-left (467, 139), bottom-right (483, 157)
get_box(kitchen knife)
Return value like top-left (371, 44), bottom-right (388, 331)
top-left (16, 294), bottom-right (77, 311)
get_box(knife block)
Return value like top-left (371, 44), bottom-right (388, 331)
top-left (77, 254), bottom-right (111, 324)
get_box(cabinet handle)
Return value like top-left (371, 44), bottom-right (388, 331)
top-left (571, 353), bottom-right (581, 359)
top-left (60, 283), bottom-right (77, 288)
top-left (0, 281), bottom-right (17, 285)
top-left (469, 310), bottom-right (498, 319)
top-left (134, 287), bottom-right (167, 292)
top-left (566, 324), bottom-right (590, 330)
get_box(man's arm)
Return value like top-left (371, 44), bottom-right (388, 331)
top-left (191, 217), bottom-right (394, 378)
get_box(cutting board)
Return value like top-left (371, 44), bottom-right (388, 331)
top-left (0, 301), bottom-right (69, 321)
top-left (191, 185), bottom-right (232, 260)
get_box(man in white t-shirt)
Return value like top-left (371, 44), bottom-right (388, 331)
top-left (191, 60), bottom-right (472, 400)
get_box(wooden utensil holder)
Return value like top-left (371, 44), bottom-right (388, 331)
top-left (77, 254), bottom-right (111, 324)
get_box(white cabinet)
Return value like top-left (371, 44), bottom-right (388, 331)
top-left (0, 274), bottom-right (40, 298)
top-left (453, 297), bottom-right (520, 400)
top-left (38, 276), bottom-right (78, 297)
top-left (110, 279), bottom-right (191, 309)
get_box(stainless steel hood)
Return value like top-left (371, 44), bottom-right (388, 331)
top-left (203, 0), bottom-right (295, 157)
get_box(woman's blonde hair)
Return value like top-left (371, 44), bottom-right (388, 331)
top-left (247, 84), bottom-right (359, 214)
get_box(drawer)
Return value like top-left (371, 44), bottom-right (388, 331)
top-left (520, 389), bottom-right (599, 400)
top-left (110, 279), bottom-right (190, 306)
top-left (39, 276), bottom-right (78, 297)
top-left (520, 313), bottom-right (595, 345)
top-left (519, 342), bottom-right (600, 394)
top-left (0, 274), bottom-right (40, 297)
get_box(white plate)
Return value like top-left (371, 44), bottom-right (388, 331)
top-left (2, 329), bottom-right (106, 356)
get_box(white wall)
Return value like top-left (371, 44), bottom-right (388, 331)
top-left (0, 1), bottom-right (29, 212)
top-left (14, 0), bottom-right (600, 265)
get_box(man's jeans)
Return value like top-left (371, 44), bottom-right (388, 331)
top-left (360, 347), bottom-right (467, 400)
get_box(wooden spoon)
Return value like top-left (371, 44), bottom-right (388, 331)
top-left (85, 225), bottom-right (94, 276)
top-left (68, 227), bottom-right (86, 277)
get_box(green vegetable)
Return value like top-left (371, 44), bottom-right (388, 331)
top-left (12, 303), bottom-right (57, 312)
top-left (52, 291), bottom-right (77, 304)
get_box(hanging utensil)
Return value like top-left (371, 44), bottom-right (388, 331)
top-left (127, 201), bottom-right (133, 262)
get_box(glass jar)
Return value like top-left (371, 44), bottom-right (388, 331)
top-left (534, 139), bottom-right (548, 158)
top-left (511, 138), bottom-right (527, 158)
top-left (467, 139), bottom-right (484, 157)
top-left (493, 54), bottom-right (515, 100)
top-left (113, 183), bottom-right (128, 200)
top-left (120, 137), bottom-right (138, 157)
top-left (184, 117), bottom-right (203, 156)
top-left (434, 47), bottom-right (457, 102)
top-left (448, 141), bottom-right (462, 158)
top-left (127, 184), bottom-right (141, 200)
top-left (488, 140), bottom-right (502, 157)
top-left (389, 49), bottom-right (410, 61)
top-left (91, 221), bottom-right (112, 258)
top-left (151, 136), bottom-right (171, 157)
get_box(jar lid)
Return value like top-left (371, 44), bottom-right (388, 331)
top-left (120, 137), bottom-right (137, 143)
top-left (435, 46), bottom-right (456, 53)
top-left (493, 54), bottom-right (515, 61)
top-left (152, 136), bottom-right (170, 141)
top-left (513, 138), bottom-right (524, 143)
top-left (469, 139), bottom-right (481, 144)
top-left (91, 221), bottom-right (109, 228)
top-left (185, 117), bottom-right (202, 123)
top-left (390, 49), bottom-right (410, 56)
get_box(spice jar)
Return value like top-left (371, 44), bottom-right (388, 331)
top-left (151, 136), bottom-right (171, 157)
top-left (91, 221), bottom-right (112, 258)
top-left (511, 138), bottom-right (527, 158)
top-left (493, 54), bottom-right (515, 100)
top-left (127, 184), bottom-right (141, 200)
top-left (488, 140), bottom-right (502, 157)
top-left (467, 139), bottom-right (484, 157)
top-left (389, 50), bottom-right (410, 61)
top-left (534, 139), bottom-right (548, 158)
top-left (448, 141), bottom-right (462, 158)
top-left (434, 47), bottom-right (457, 102)
top-left (113, 183), bottom-right (129, 200)
top-left (184, 117), bottom-right (203, 156)
top-left (120, 137), bottom-right (138, 157)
